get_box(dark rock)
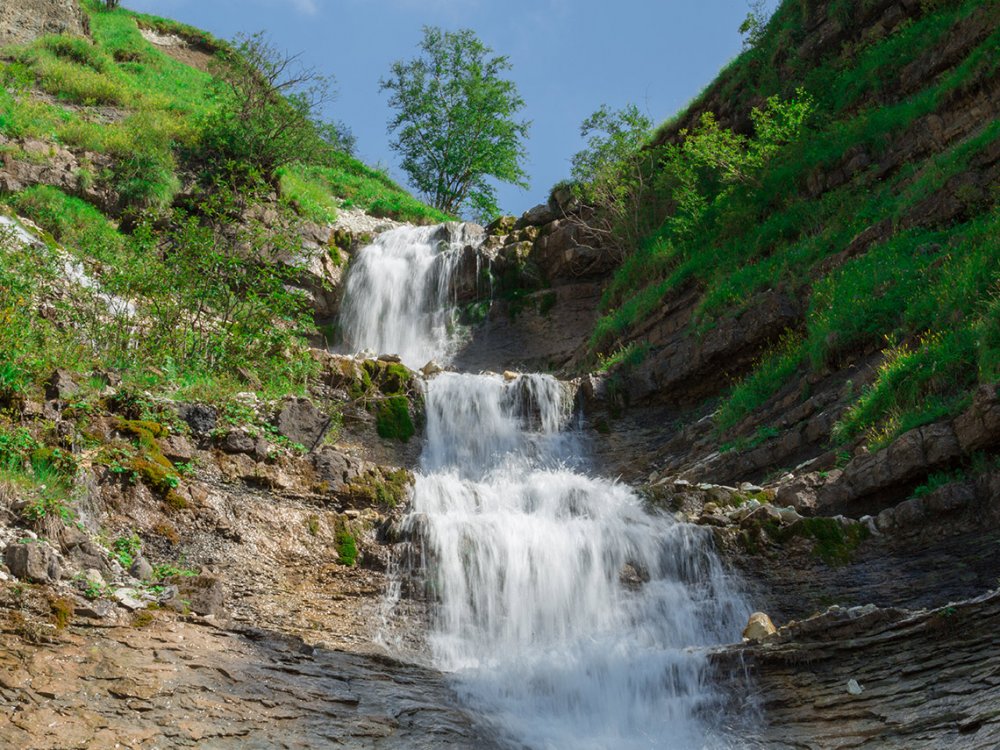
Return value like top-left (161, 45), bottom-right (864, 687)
top-left (954, 383), bottom-right (1000, 453)
top-left (45, 369), bottom-right (79, 401)
top-left (274, 397), bottom-right (329, 449)
top-left (515, 202), bottom-right (557, 229)
top-left (312, 447), bottom-right (362, 492)
top-left (4, 541), bottom-right (61, 583)
top-left (178, 403), bottom-right (218, 436)
top-left (818, 422), bottom-right (963, 514)
top-left (169, 574), bottom-right (226, 619)
top-left (220, 429), bottom-right (255, 455)
top-left (923, 481), bottom-right (976, 515)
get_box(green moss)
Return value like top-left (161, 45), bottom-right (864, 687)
top-left (375, 396), bottom-right (415, 442)
top-left (361, 360), bottom-right (413, 397)
top-left (767, 517), bottom-right (871, 566)
top-left (336, 525), bottom-right (358, 566)
top-left (48, 596), bottom-right (74, 630)
top-left (345, 468), bottom-right (413, 509)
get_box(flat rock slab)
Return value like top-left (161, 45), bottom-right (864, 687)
top-left (0, 618), bottom-right (502, 749)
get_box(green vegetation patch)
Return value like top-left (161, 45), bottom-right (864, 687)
top-left (375, 396), bottom-right (415, 442)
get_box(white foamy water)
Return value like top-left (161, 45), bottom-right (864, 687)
top-left (339, 224), bottom-right (480, 369)
top-left (346, 223), bottom-right (749, 748)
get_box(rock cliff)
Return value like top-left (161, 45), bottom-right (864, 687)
top-left (0, 0), bottom-right (88, 47)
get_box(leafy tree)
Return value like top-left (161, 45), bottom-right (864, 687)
top-left (569, 104), bottom-right (655, 253)
top-left (380, 26), bottom-right (529, 220)
top-left (123, 186), bottom-right (312, 374)
top-left (199, 32), bottom-right (338, 183)
top-left (739, 0), bottom-right (770, 50)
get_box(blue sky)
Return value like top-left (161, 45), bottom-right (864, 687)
top-left (125, 0), bottom-right (766, 217)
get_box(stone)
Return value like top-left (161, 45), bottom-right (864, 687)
top-left (84, 568), bottom-right (104, 587)
top-left (158, 435), bottom-right (194, 463)
top-left (953, 383), bottom-right (1000, 453)
top-left (515, 202), bottom-right (557, 228)
top-left (742, 612), bottom-right (777, 641)
top-left (45, 368), bottom-right (79, 401)
top-left (421, 360), bottom-right (443, 377)
top-left (74, 599), bottom-right (115, 620)
top-left (923, 481), bottom-right (976, 514)
top-left (113, 588), bottom-right (147, 610)
top-left (846, 678), bottom-right (864, 695)
top-left (502, 370), bottom-right (520, 382)
top-left (178, 403), bottom-right (218, 435)
top-left (170, 574), bottom-right (226, 619)
top-left (129, 556), bottom-right (154, 582)
top-left (274, 397), bottom-right (329, 449)
top-left (220, 429), bottom-right (255, 455)
top-left (892, 497), bottom-right (925, 528)
top-left (4, 541), bottom-right (61, 583)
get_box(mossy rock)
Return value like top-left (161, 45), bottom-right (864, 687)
top-left (344, 468), bottom-right (413, 509)
top-left (375, 396), bottom-right (415, 442)
top-left (765, 516), bottom-right (871, 566)
top-left (336, 525), bottom-right (358, 566)
top-left (361, 360), bottom-right (415, 397)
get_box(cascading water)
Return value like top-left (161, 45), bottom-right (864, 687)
top-left (339, 223), bottom-right (480, 369)
top-left (342, 224), bottom-right (750, 748)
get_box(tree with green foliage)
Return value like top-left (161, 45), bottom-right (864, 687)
top-left (200, 32), bottom-right (338, 183)
top-left (569, 103), bottom-right (655, 254)
top-left (380, 27), bottom-right (530, 221)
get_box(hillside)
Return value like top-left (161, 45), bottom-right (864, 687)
top-left (463, 0), bottom-right (999, 495)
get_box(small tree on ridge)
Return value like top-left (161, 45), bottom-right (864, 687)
top-left (380, 26), bottom-right (530, 221)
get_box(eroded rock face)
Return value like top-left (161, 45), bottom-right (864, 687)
top-left (0, 0), bottom-right (88, 47)
top-left (0, 613), bottom-right (503, 749)
top-left (714, 591), bottom-right (1000, 749)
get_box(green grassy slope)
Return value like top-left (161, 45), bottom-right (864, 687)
top-left (591, 0), bottom-right (999, 450)
top-left (0, 0), bottom-right (446, 223)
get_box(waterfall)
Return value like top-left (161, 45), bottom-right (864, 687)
top-left (343, 224), bottom-right (749, 748)
top-left (339, 223), bottom-right (479, 369)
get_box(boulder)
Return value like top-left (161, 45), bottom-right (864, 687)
top-left (129, 556), bottom-right (154, 582)
top-left (45, 369), bottom-right (79, 401)
top-left (274, 397), bottom-right (329, 449)
top-left (220, 429), bottom-right (255, 455)
top-left (515, 202), bottom-right (557, 229)
top-left (170, 574), bottom-right (226, 619)
top-left (312, 447), bottom-right (362, 493)
top-left (4, 541), bottom-right (61, 583)
top-left (818, 422), bottom-right (963, 513)
top-left (954, 383), bottom-right (1000, 453)
top-left (742, 612), bottom-right (777, 641)
top-left (178, 403), bottom-right (218, 436)
top-left (158, 435), bottom-right (194, 463)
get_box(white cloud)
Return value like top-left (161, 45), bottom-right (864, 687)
top-left (288, 0), bottom-right (319, 14)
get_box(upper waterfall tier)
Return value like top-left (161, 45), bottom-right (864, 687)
top-left (338, 223), bottom-right (484, 369)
